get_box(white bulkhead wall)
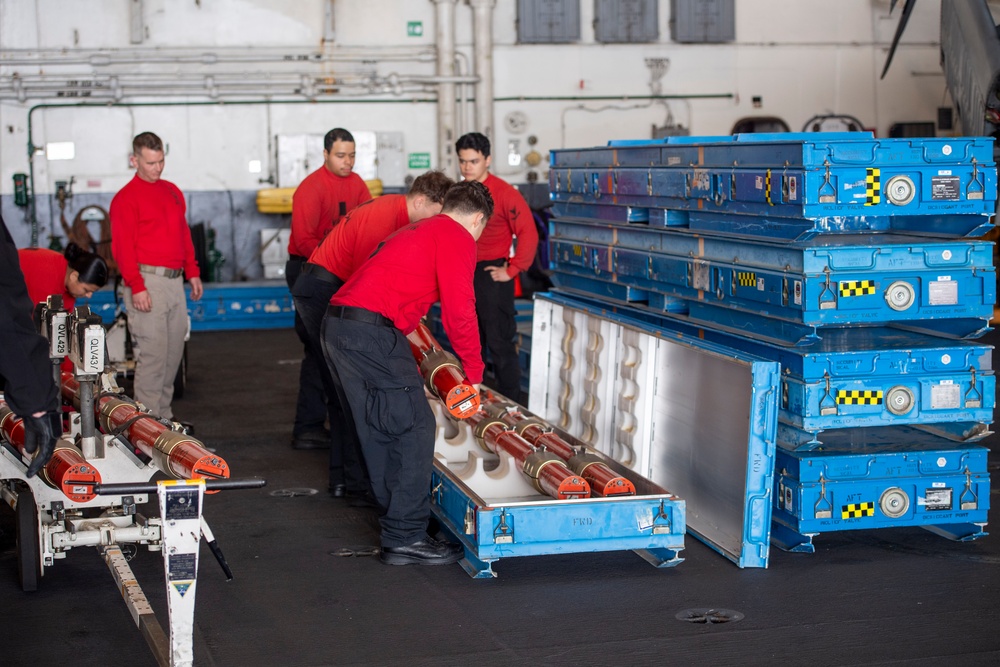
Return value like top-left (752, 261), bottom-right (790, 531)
top-left (0, 0), bottom-right (950, 196)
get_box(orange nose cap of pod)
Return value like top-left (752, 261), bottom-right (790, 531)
top-left (445, 383), bottom-right (481, 420)
top-left (593, 476), bottom-right (637, 498)
top-left (555, 476), bottom-right (591, 500)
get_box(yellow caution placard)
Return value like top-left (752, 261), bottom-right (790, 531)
top-left (839, 280), bottom-right (876, 297)
top-left (765, 169), bottom-right (773, 206)
top-left (865, 168), bottom-right (881, 206)
top-left (836, 389), bottom-right (883, 405)
top-left (841, 502), bottom-right (874, 519)
top-left (737, 271), bottom-right (757, 288)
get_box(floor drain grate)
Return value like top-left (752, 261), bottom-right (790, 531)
top-left (676, 608), bottom-right (744, 624)
top-left (269, 487), bottom-right (318, 498)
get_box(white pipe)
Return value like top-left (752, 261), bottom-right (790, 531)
top-left (469, 0), bottom-right (496, 141)
top-left (433, 0), bottom-right (459, 175)
top-left (0, 46), bottom-right (437, 66)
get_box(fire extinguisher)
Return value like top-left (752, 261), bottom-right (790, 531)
top-left (12, 173), bottom-right (29, 207)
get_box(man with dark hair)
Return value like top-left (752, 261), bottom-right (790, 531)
top-left (455, 131), bottom-right (538, 402)
top-left (111, 131), bottom-right (202, 419)
top-left (287, 128), bottom-right (372, 450)
top-left (322, 180), bottom-right (492, 566)
top-left (292, 170), bottom-right (454, 500)
top-left (0, 216), bottom-right (61, 478)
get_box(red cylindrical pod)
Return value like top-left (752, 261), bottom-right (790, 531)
top-left (484, 397), bottom-right (636, 498)
top-left (407, 323), bottom-right (480, 419)
top-left (61, 374), bottom-right (230, 484)
top-left (0, 404), bottom-right (101, 502)
top-left (467, 410), bottom-right (590, 500)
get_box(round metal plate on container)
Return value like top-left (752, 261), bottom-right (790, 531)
top-left (880, 487), bottom-right (910, 518)
top-left (885, 386), bottom-right (916, 415)
top-left (884, 281), bottom-right (916, 311)
top-left (675, 608), bottom-right (744, 624)
top-left (885, 175), bottom-right (916, 205)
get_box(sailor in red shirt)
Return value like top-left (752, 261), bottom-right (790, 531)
top-left (110, 131), bottom-right (202, 420)
top-left (322, 180), bottom-right (492, 566)
top-left (17, 243), bottom-right (109, 312)
top-left (456, 132), bottom-right (538, 402)
top-left (291, 170), bottom-right (453, 500)
top-left (286, 128), bottom-right (372, 450)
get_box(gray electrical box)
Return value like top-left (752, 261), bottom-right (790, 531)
top-left (518, 0), bottom-right (580, 43)
top-left (670, 0), bottom-right (735, 44)
top-left (594, 0), bottom-right (658, 44)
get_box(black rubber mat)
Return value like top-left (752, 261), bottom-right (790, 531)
top-left (2, 328), bottom-right (998, 666)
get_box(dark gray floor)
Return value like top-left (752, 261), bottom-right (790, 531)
top-left (2, 327), bottom-right (999, 667)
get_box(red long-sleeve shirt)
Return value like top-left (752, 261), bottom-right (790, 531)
top-left (110, 175), bottom-right (199, 294)
top-left (17, 248), bottom-right (73, 310)
top-left (308, 194), bottom-right (409, 281)
top-left (331, 214), bottom-right (484, 384)
top-left (477, 173), bottom-right (539, 278)
top-left (288, 167), bottom-right (372, 258)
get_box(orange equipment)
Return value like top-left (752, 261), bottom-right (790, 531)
top-left (0, 402), bottom-right (101, 502)
top-left (60, 373), bottom-right (229, 482)
top-left (407, 322), bottom-right (480, 419)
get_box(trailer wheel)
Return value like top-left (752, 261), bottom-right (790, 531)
top-left (15, 487), bottom-right (41, 592)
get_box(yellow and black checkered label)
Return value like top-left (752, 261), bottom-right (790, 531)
top-left (737, 271), bottom-right (757, 287)
top-left (836, 389), bottom-right (884, 405)
top-left (839, 280), bottom-right (876, 297)
top-left (841, 502), bottom-right (875, 519)
top-left (865, 168), bottom-right (881, 206)
top-left (765, 169), bottom-right (773, 206)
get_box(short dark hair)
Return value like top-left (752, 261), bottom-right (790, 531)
top-left (455, 132), bottom-right (491, 158)
top-left (442, 180), bottom-right (493, 220)
top-left (133, 132), bottom-right (163, 154)
top-left (64, 242), bottom-right (108, 288)
top-left (408, 170), bottom-right (454, 204)
top-left (324, 128), bottom-right (355, 151)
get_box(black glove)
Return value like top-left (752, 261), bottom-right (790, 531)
top-left (23, 411), bottom-right (61, 478)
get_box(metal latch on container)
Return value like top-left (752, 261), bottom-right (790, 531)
top-left (814, 475), bottom-right (833, 519)
top-left (966, 159), bottom-right (984, 200)
top-left (818, 160), bottom-right (836, 203)
top-left (818, 268), bottom-right (837, 310)
top-left (960, 467), bottom-right (979, 510)
top-left (493, 509), bottom-right (514, 544)
top-left (964, 368), bottom-right (982, 408)
top-left (819, 374), bottom-right (838, 416)
top-left (652, 500), bottom-right (672, 535)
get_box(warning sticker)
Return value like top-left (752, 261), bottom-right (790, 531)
top-left (787, 175), bottom-right (798, 201)
top-left (841, 502), bottom-right (874, 519)
top-left (836, 390), bottom-right (883, 405)
top-left (865, 168), bottom-right (881, 206)
top-left (736, 271), bottom-right (757, 288)
top-left (931, 176), bottom-right (960, 200)
top-left (930, 382), bottom-right (961, 409)
top-left (928, 280), bottom-right (958, 305)
top-left (839, 280), bottom-right (876, 297)
top-left (923, 488), bottom-right (953, 511)
top-left (793, 281), bottom-right (802, 306)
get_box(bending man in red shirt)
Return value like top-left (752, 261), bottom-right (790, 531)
top-left (321, 180), bottom-right (491, 566)
top-left (456, 132), bottom-right (538, 403)
top-left (111, 132), bottom-right (203, 420)
top-left (18, 243), bottom-right (109, 310)
top-left (287, 128), bottom-right (372, 450)
top-left (293, 170), bottom-right (453, 501)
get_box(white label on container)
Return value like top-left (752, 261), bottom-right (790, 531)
top-left (928, 280), bottom-right (958, 305)
top-left (938, 169), bottom-right (952, 176)
top-left (931, 383), bottom-right (961, 409)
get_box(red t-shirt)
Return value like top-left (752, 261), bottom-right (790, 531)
top-left (110, 175), bottom-right (200, 294)
top-left (332, 214), bottom-right (484, 384)
top-left (288, 167), bottom-right (372, 258)
top-left (17, 248), bottom-right (73, 310)
top-left (477, 173), bottom-right (539, 278)
top-left (308, 194), bottom-right (409, 281)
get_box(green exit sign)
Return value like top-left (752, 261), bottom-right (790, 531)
top-left (408, 152), bottom-right (431, 169)
top-left (407, 21), bottom-right (423, 37)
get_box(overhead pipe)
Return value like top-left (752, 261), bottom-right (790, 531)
top-left (0, 46), bottom-right (437, 67)
top-left (0, 403), bottom-right (102, 503)
top-left (433, 0), bottom-right (459, 175)
top-left (469, 0), bottom-right (496, 140)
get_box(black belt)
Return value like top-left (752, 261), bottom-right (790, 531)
top-left (302, 262), bottom-right (341, 285)
top-left (327, 305), bottom-right (395, 328)
top-left (288, 254), bottom-right (307, 263)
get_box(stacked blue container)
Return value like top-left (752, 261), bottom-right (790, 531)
top-left (546, 132), bottom-right (996, 552)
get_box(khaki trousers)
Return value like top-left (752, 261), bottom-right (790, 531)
top-left (125, 272), bottom-right (187, 419)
